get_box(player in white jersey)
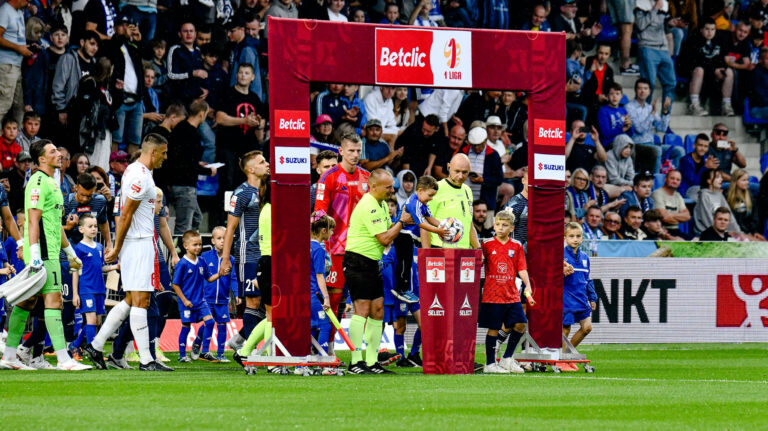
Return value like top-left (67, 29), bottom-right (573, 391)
top-left (84, 134), bottom-right (172, 372)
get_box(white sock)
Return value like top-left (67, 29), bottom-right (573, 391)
top-left (130, 307), bottom-right (153, 365)
top-left (55, 349), bottom-right (70, 363)
top-left (723, 98), bottom-right (731, 104)
top-left (690, 94), bottom-right (700, 104)
top-left (3, 346), bottom-right (17, 361)
top-left (231, 333), bottom-right (245, 344)
top-left (93, 300), bottom-right (130, 351)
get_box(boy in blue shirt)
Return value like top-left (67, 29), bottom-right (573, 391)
top-left (173, 230), bottom-right (222, 362)
top-left (310, 212), bottom-right (334, 357)
top-left (393, 175), bottom-right (447, 304)
top-left (191, 226), bottom-right (237, 362)
top-left (0, 223), bottom-right (16, 350)
top-left (562, 222), bottom-right (597, 371)
top-left (71, 215), bottom-right (118, 350)
top-left (597, 83), bottom-right (632, 147)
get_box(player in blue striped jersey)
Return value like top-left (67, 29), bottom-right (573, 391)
top-left (220, 150), bottom-right (269, 349)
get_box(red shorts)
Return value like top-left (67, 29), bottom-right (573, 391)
top-left (326, 254), bottom-right (346, 290)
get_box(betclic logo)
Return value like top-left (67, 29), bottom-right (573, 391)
top-left (533, 119), bottom-right (566, 147)
top-left (273, 110), bottom-right (310, 138)
top-left (375, 28), bottom-right (472, 88)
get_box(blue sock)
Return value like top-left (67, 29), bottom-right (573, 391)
top-left (317, 321), bottom-right (331, 353)
top-left (410, 329), bottom-right (421, 355)
top-left (192, 331), bottom-right (202, 347)
top-left (179, 326), bottom-right (191, 356)
top-left (394, 333), bottom-right (405, 358)
top-left (241, 307), bottom-right (262, 339)
top-left (85, 324), bottom-right (97, 344)
top-left (485, 334), bottom-right (497, 365)
top-left (200, 319), bottom-right (214, 354)
top-left (216, 324), bottom-right (227, 356)
top-left (112, 321), bottom-right (133, 359)
top-left (70, 325), bottom-right (87, 349)
top-left (148, 315), bottom-right (158, 361)
top-left (503, 330), bottom-right (524, 358)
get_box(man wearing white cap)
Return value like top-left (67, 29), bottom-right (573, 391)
top-left (460, 126), bottom-right (503, 227)
top-left (485, 116), bottom-right (507, 157)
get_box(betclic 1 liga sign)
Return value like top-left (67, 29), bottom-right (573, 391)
top-left (375, 28), bottom-right (473, 88)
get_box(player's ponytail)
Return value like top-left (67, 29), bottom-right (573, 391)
top-left (311, 211), bottom-right (335, 236)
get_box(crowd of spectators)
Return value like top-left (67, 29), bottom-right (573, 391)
top-left (0, 0), bottom-right (767, 249)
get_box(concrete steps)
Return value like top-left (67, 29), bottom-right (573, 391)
top-left (612, 68), bottom-right (763, 178)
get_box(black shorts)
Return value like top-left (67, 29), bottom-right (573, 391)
top-left (343, 251), bottom-right (383, 301)
top-left (256, 255), bottom-right (272, 306)
top-left (478, 302), bottom-right (527, 330)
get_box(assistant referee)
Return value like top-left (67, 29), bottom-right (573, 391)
top-left (343, 169), bottom-right (413, 374)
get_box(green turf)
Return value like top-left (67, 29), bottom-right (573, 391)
top-left (1, 343), bottom-right (766, 430)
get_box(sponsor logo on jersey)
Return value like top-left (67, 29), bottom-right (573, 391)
top-left (130, 180), bottom-right (142, 194)
top-left (77, 206), bottom-right (91, 213)
top-left (228, 194), bottom-right (237, 212)
top-left (428, 294), bottom-right (445, 316)
top-left (459, 294), bottom-right (472, 316)
top-left (30, 188), bottom-right (40, 206)
top-left (533, 119), bottom-right (566, 147)
top-left (273, 110), bottom-right (310, 138)
top-left (375, 28), bottom-right (472, 87)
top-left (533, 153), bottom-right (566, 181)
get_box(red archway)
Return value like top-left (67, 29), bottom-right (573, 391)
top-left (268, 18), bottom-right (566, 356)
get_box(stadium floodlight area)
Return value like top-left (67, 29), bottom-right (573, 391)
top-left (267, 18), bottom-right (566, 357)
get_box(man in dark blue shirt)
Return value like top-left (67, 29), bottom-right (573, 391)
top-left (360, 119), bottom-right (402, 171)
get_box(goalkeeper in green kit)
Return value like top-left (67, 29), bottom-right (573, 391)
top-left (0, 141), bottom-right (91, 371)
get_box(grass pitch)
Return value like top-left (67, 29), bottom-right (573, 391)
top-left (1, 343), bottom-right (766, 430)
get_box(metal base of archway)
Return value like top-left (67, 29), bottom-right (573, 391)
top-left (267, 18), bottom-right (567, 357)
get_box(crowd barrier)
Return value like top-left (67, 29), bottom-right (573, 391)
top-left (579, 258), bottom-right (768, 343)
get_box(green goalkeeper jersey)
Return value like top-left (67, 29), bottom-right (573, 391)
top-left (24, 170), bottom-right (64, 262)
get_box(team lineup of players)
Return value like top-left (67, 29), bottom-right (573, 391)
top-left (0, 132), bottom-right (597, 374)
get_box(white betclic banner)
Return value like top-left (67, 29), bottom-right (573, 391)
top-left (580, 258), bottom-right (768, 344)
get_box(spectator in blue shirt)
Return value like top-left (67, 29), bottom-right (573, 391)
top-left (597, 83), bottom-right (632, 147)
top-left (678, 134), bottom-right (720, 199)
top-left (626, 78), bottom-right (683, 173)
top-left (360, 119), bottom-right (402, 171)
top-left (521, 4), bottom-right (550, 31)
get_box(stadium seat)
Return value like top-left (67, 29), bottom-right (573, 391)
top-left (742, 98), bottom-right (768, 126)
top-left (664, 133), bottom-right (683, 148)
top-left (760, 152), bottom-right (767, 175)
top-left (596, 15), bottom-right (618, 43)
top-left (684, 134), bottom-right (697, 154)
top-left (653, 173), bottom-right (665, 190)
top-left (653, 134), bottom-right (661, 145)
top-left (620, 94), bottom-right (629, 106)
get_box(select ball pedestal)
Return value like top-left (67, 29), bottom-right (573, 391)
top-left (418, 248), bottom-right (482, 375)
